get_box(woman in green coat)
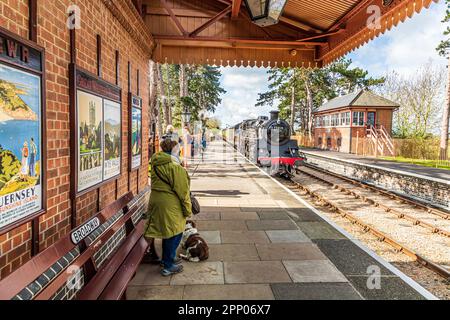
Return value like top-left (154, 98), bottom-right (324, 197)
top-left (145, 138), bottom-right (192, 276)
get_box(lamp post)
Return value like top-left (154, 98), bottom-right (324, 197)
top-left (243, 0), bottom-right (288, 27)
top-left (181, 106), bottom-right (192, 129)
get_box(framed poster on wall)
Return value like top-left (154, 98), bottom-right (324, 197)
top-left (71, 66), bottom-right (122, 194)
top-left (0, 27), bottom-right (45, 233)
top-left (129, 94), bottom-right (142, 171)
top-left (103, 99), bottom-right (121, 180)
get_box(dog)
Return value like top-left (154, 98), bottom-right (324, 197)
top-left (179, 220), bottom-right (209, 262)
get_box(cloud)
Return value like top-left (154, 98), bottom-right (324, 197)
top-left (217, 67), bottom-right (274, 127)
top-left (215, 2), bottom-right (447, 127)
top-left (348, 1), bottom-right (447, 77)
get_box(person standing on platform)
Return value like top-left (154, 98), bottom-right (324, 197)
top-left (20, 142), bottom-right (29, 177)
top-left (144, 137), bottom-right (192, 276)
top-left (29, 138), bottom-right (37, 177)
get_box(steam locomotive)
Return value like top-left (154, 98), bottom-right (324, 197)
top-left (223, 111), bottom-right (306, 178)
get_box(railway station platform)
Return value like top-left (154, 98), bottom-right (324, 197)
top-left (301, 149), bottom-right (450, 182)
top-left (127, 141), bottom-right (434, 300)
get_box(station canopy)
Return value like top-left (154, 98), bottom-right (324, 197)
top-left (138, 0), bottom-right (439, 68)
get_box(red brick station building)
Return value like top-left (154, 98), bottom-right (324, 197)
top-left (313, 90), bottom-right (399, 154)
top-left (0, 0), bottom-right (438, 300)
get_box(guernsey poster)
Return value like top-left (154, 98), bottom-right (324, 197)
top-left (131, 105), bottom-right (142, 170)
top-left (103, 99), bottom-right (121, 180)
top-left (0, 63), bottom-right (42, 230)
top-left (77, 90), bottom-right (103, 192)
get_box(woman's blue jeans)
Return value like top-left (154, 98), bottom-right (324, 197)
top-left (162, 233), bottom-right (183, 269)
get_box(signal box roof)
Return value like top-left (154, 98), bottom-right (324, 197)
top-left (314, 89), bottom-right (400, 114)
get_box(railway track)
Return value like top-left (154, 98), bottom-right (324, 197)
top-left (299, 165), bottom-right (450, 237)
top-left (290, 165), bottom-right (450, 280)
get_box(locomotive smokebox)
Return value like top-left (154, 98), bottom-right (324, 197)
top-left (270, 111), bottom-right (280, 121)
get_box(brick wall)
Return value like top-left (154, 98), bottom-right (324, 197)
top-left (0, 0), bottom-right (151, 279)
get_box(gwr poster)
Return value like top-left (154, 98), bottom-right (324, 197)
top-left (103, 99), bottom-right (121, 180)
top-left (131, 103), bottom-right (142, 170)
top-left (77, 91), bottom-right (103, 192)
top-left (0, 63), bottom-right (42, 229)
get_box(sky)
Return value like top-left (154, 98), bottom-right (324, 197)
top-left (214, 1), bottom-right (448, 128)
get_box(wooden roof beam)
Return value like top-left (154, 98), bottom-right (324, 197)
top-left (153, 35), bottom-right (327, 47)
top-left (297, 29), bottom-right (345, 43)
top-left (231, 0), bottom-right (243, 18)
top-left (190, 5), bottom-right (232, 37)
top-left (160, 0), bottom-right (188, 36)
top-left (279, 16), bottom-right (325, 34)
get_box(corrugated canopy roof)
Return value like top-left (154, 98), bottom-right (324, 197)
top-left (140, 0), bottom-right (439, 67)
top-left (315, 89), bottom-right (400, 113)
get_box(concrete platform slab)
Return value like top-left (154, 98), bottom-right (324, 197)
top-left (193, 212), bottom-right (221, 221)
top-left (283, 260), bottom-right (348, 283)
top-left (197, 220), bottom-right (248, 231)
top-left (346, 276), bottom-right (425, 300)
top-left (129, 264), bottom-right (171, 286)
top-left (271, 283), bottom-right (362, 300)
top-left (220, 212), bottom-right (260, 220)
top-left (246, 220), bottom-right (298, 231)
top-left (257, 211), bottom-right (290, 220)
top-left (221, 231), bottom-right (270, 244)
top-left (183, 284), bottom-right (275, 300)
top-left (256, 243), bottom-right (327, 261)
top-left (287, 208), bottom-right (325, 222)
top-left (265, 230), bottom-right (311, 243)
top-left (208, 244), bottom-right (260, 261)
top-left (170, 262), bottom-right (224, 286)
top-left (224, 261), bottom-right (292, 284)
top-left (200, 231), bottom-right (222, 245)
top-left (127, 286), bottom-right (184, 300)
top-left (296, 222), bottom-right (347, 240)
top-left (314, 239), bottom-right (393, 276)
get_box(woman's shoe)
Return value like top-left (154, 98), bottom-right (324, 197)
top-left (141, 253), bottom-right (162, 265)
top-left (160, 257), bottom-right (183, 268)
top-left (161, 265), bottom-right (184, 277)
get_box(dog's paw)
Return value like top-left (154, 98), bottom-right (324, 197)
top-left (189, 257), bottom-right (200, 263)
top-left (179, 254), bottom-right (189, 261)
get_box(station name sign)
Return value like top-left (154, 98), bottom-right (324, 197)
top-left (76, 68), bottom-right (121, 102)
top-left (70, 217), bottom-right (101, 245)
top-left (0, 30), bottom-right (42, 72)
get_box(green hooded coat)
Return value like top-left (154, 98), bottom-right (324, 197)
top-left (145, 152), bottom-right (192, 239)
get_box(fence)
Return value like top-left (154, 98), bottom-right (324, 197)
top-left (292, 134), bottom-right (450, 169)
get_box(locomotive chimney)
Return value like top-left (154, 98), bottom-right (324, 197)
top-left (270, 111), bottom-right (280, 121)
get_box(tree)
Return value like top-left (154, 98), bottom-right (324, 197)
top-left (437, 0), bottom-right (450, 159)
top-left (152, 64), bottom-right (226, 129)
top-left (205, 117), bottom-right (222, 130)
top-left (256, 58), bottom-right (384, 136)
top-left (378, 63), bottom-right (445, 139)
top-left (149, 61), bottom-right (162, 137)
top-left (156, 63), bottom-right (171, 129)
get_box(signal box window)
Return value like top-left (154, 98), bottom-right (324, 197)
top-left (352, 112), bottom-right (365, 126)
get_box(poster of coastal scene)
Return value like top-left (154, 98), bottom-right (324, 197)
top-left (0, 63), bottom-right (42, 230)
top-left (131, 106), bottom-right (142, 170)
top-left (103, 99), bottom-right (121, 180)
top-left (77, 90), bottom-right (103, 192)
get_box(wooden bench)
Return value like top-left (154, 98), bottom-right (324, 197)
top-left (0, 191), bottom-right (149, 300)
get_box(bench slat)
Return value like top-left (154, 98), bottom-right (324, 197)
top-left (76, 220), bottom-right (147, 300)
top-left (0, 192), bottom-right (134, 300)
top-left (98, 236), bottom-right (148, 300)
top-left (34, 205), bottom-right (139, 300)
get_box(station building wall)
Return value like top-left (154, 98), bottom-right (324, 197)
top-left (0, 0), bottom-right (151, 278)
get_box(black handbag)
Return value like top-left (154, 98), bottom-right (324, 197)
top-left (154, 166), bottom-right (201, 215)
